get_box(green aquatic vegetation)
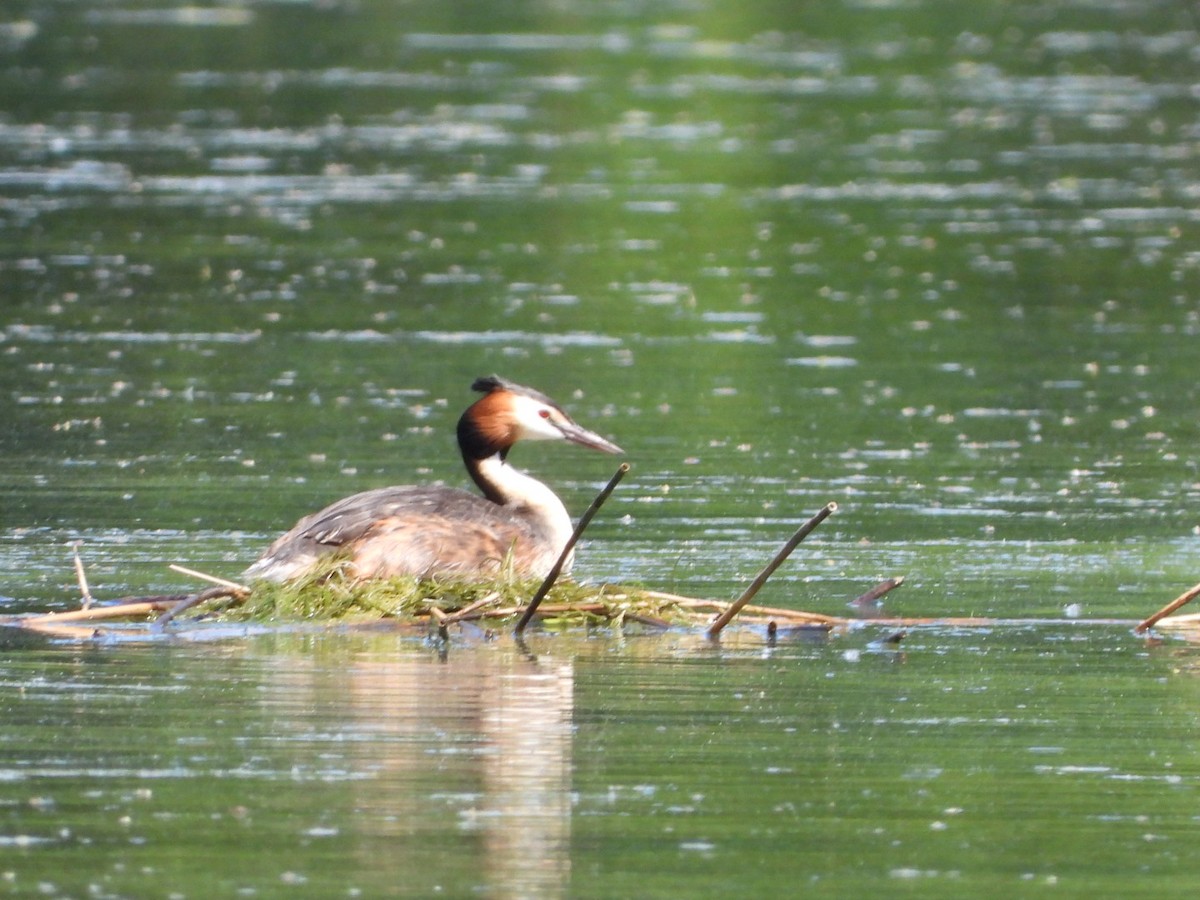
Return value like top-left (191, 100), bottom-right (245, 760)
top-left (219, 561), bottom-right (687, 628)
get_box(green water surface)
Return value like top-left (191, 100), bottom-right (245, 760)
top-left (1, 0), bottom-right (1199, 895)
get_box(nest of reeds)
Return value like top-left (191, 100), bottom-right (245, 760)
top-left (15, 558), bottom-right (848, 639)
top-left (243, 566), bottom-right (854, 630)
top-left (228, 563), bottom-right (704, 629)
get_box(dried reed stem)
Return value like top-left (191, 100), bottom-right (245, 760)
top-left (514, 462), bottom-right (629, 634)
top-left (168, 564), bottom-right (249, 592)
top-left (27, 596), bottom-right (185, 624)
top-left (72, 542), bottom-right (94, 609)
top-left (441, 592), bottom-right (501, 625)
top-left (707, 501), bottom-right (837, 639)
top-left (851, 576), bottom-right (905, 608)
top-left (1135, 580), bottom-right (1200, 633)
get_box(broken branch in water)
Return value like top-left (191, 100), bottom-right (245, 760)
top-left (1135, 580), bottom-right (1200, 633)
top-left (514, 462), bottom-right (629, 635)
top-left (707, 501), bottom-right (838, 639)
top-left (850, 576), bottom-right (905, 609)
top-left (26, 595), bottom-right (187, 625)
top-left (156, 586), bottom-right (248, 628)
top-left (847, 576), bottom-right (907, 619)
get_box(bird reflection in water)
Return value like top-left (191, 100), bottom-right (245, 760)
top-left (259, 643), bottom-right (573, 898)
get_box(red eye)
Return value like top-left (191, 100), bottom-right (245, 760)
top-left (539, 408), bottom-right (551, 419)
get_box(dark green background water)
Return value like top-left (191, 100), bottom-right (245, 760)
top-left (2, 0), bottom-right (1199, 895)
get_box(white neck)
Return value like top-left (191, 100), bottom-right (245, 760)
top-left (474, 453), bottom-right (573, 547)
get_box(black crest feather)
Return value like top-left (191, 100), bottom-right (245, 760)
top-left (470, 375), bottom-right (558, 408)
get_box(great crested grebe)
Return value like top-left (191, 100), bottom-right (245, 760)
top-left (243, 375), bottom-right (623, 583)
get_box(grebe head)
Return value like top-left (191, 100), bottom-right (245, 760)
top-left (457, 375), bottom-right (623, 460)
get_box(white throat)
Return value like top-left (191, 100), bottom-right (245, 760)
top-left (475, 453), bottom-right (573, 547)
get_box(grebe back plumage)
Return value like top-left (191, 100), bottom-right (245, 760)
top-left (243, 375), bottom-right (623, 583)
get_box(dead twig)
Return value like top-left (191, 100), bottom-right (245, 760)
top-left (72, 542), bottom-right (95, 610)
top-left (1135, 580), bottom-right (1200, 633)
top-left (608, 591), bottom-right (843, 624)
top-left (850, 576), bottom-right (905, 608)
top-left (463, 602), bottom-right (611, 622)
top-left (440, 592), bottom-right (501, 625)
top-left (168, 564), bottom-right (249, 593)
top-left (707, 502), bottom-right (837, 639)
top-left (618, 612), bottom-right (673, 630)
top-left (151, 564), bottom-right (251, 627)
top-left (156, 586), bottom-right (248, 628)
top-left (427, 605), bottom-right (450, 641)
top-left (848, 575), bottom-right (906, 619)
top-left (514, 462), bottom-right (629, 634)
top-left (26, 596), bottom-right (187, 625)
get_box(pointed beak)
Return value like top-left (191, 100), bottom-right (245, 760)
top-left (559, 419), bottom-right (623, 455)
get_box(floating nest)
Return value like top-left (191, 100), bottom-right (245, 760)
top-left (13, 559), bottom-right (853, 640)
top-left (11, 499), bottom-right (862, 641)
top-left (228, 567), bottom-right (847, 631)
